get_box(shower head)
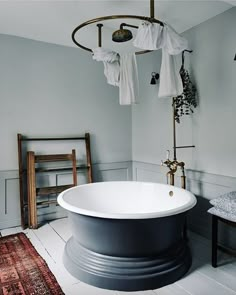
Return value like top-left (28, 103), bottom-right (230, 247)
top-left (112, 29), bottom-right (133, 42)
top-left (112, 23), bottom-right (132, 42)
top-left (112, 23), bottom-right (138, 43)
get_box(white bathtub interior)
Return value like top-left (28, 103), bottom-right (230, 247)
top-left (58, 181), bottom-right (196, 219)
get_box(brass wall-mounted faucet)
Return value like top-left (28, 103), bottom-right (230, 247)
top-left (161, 150), bottom-right (186, 189)
top-left (160, 92), bottom-right (195, 190)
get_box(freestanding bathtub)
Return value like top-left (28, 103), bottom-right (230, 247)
top-left (58, 181), bottom-right (196, 291)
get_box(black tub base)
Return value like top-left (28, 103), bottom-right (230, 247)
top-left (63, 236), bottom-right (191, 291)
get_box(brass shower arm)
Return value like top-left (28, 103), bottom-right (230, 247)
top-left (120, 23), bottom-right (139, 30)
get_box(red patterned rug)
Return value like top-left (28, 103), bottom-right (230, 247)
top-left (0, 233), bottom-right (64, 295)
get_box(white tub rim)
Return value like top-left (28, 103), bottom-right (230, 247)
top-left (57, 181), bottom-right (197, 219)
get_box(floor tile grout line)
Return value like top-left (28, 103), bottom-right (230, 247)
top-left (29, 228), bottom-right (57, 264)
top-left (175, 282), bottom-right (193, 295)
top-left (152, 289), bottom-right (160, 294)
top-left (48, 221), bottom-right (67, 243)
top-left (195, 258), bottom-right (236, 283)
top-left (72, 281), bottom-right (82, 286)
top-left (189, 237), bottom-right (236, 279)
top-left (196, 270), bottom-right (236, 294)
top-left (189, 260), bottom-right (236, 292)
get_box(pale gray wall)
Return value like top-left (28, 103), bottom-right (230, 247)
top-left (2, 7), bottom-right (235, 176)
top-left (184, 7), bottom-right (236, 177)
top-left (132, 50), bottom-right (175, 165)
top-left (133, 7), bottom-right (236, 178)
top-left (0, 34), bottom-right (132, 171)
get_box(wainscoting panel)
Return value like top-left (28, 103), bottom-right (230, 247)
top-left (133, 161), bottom-right (187, 187)
top-left (2, 161), bottom-right (236, 250)
top-left (133, 162), bottom-right (166, 183)
top-left (0, 171), bottom-right (21, 229)
top-left (133, 161), bottom-right (236, 249)
top-left (0, 161), bottom-right (132, 230)
top-left (93, 161), bottom-right (132, 182)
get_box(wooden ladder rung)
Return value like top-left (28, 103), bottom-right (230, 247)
top-left (37, 200), bottom-right (58, 206)
top-left (35, 165), bottom-right (90, 173)
top-left (35, 154), bottom-right (74, 163)
top-left (36, 184), bottom-right (74, 196)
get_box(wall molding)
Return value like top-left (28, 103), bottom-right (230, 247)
top-left (0, 161), bottom-right (132, 229)
top-left (1, 161), bottom-right (236, 249)
top-left (93, 161), bottom-right (132, 182)
top-left (133, 161), bottom-right (236, 248)
top-left (0, 170), bottom-right (21, 229)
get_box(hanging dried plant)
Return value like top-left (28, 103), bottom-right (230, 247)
top-left (173, 58), bottom-right (197, 123)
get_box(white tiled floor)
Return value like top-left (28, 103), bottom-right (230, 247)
top-left (1, 218), bottom-right (236, 295)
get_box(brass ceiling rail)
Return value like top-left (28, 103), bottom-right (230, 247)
top-left (72, 0), bottom-right (163, 55)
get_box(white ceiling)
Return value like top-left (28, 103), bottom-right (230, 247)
top-left (0, 1), bottom-right (235, 52)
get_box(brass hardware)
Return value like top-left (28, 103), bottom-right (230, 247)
top-left (97, 24), bottom-right (103, 47)
top-left (172, 97), bottom-right (177, 161)
top-left (112, 26), bottom-right (133, 43)
top-left (165, 89), bottom-right (195, 189)
top-left (120, 23), bottom-right (139, 29)
top-left (169, 173), bottom-right (175, 186)
top-left (72, 0), bottom-right (164, 55)
top-left (112, 23), bottom-right (140, 43)
top-left (163, 159), bottom-right (184, 171)
top-left (161, 157), bottom-right (186, 188)
top-left (150, 0), bottom-right (155, 19)
top-left (181, 175), bottom-right (186, 189)
top-left (175, 145), bottom-right (195, 149)
top-left (169, 191), bottom-right (174, 197)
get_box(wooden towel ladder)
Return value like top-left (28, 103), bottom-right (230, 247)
top-left (27, 149), bottom-right (77, 229)
top-left (17, 133), bottom-right (93, 229)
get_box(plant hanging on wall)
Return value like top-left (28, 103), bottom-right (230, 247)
top-left (173, 51), bottom-right (197, 123)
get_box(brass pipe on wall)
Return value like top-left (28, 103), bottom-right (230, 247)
top-left (169, 174), bottom-right (174, 186)
top-left (168, 172), bottom-right (186, 189)
top-left (167, 172), bottom-right (186, 189)
top-left (176, 145), bottom-right (195, 149)
top-left (181, 176), bottom-right (186, 189)
top-left (172, 97), bottom-right (177, 161)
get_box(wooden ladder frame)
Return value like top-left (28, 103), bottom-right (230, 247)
top-left (27, 149), bottom-right (77, 229)
top-left (17, 133), bottom-right (93, 229)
